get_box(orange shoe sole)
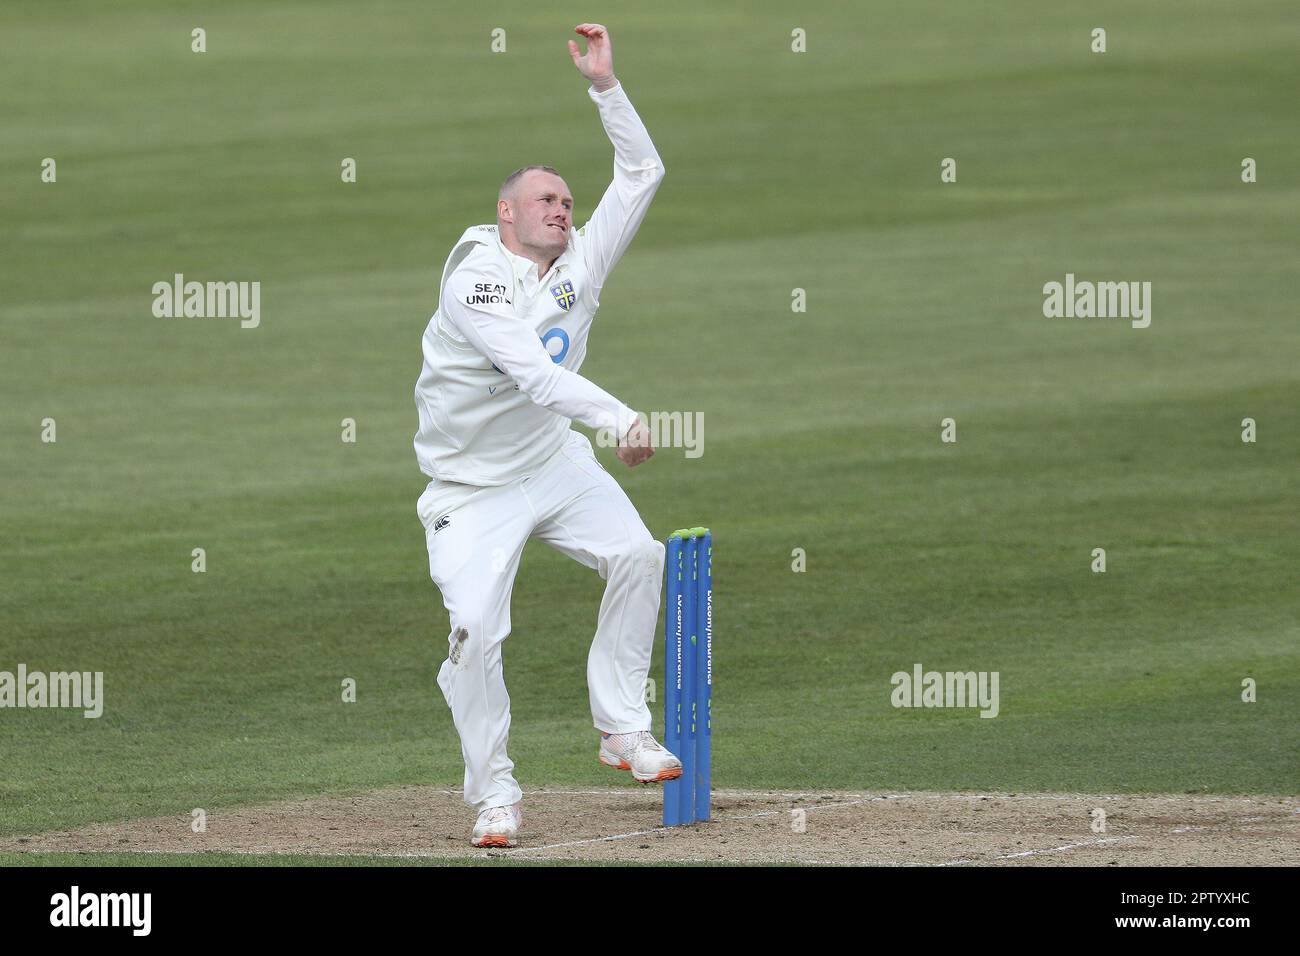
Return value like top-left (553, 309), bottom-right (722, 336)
top-left (472, 834), bottom-right (515, 848)
top-left (599, 756), bottom-right (683, 783)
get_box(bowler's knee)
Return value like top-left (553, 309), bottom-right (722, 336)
top-left (442, 608), bottom-right (512, 666)
top-left (606, 535), bottom-right (663, 585)
top-left (646, 537), bottom-right (666, 575)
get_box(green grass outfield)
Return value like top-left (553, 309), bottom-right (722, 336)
top-left (1, 0), bottom-right (1297, 843)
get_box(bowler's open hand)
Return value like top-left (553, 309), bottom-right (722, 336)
top-left (569, 23), bottom-right (616, 89)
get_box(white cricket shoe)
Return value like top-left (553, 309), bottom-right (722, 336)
top-left (471, 803), bottom-right (522, 848)
top-left (598, 730), bottom-right (683, 783)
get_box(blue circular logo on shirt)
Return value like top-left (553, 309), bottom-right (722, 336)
top-left (541, 328), bottom-right (569, 364)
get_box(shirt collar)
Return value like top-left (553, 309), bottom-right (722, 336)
top-left (499, 236), bottom-right (571, 284)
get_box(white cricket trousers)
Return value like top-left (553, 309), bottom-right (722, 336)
top-left (417, 430), bottom-right (665, 813)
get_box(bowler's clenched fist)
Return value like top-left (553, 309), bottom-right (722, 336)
top-left (618, 418), bottom-right (655, 467)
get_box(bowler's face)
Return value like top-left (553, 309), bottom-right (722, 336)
top-left (512, 171), bottom-right (573, 254)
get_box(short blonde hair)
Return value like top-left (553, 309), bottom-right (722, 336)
top-left (499, 165), bottom-right (562, 201)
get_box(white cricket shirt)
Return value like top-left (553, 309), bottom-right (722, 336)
top-left (414, 82), bottom-right (665, 486)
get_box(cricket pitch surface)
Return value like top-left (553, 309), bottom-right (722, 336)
top-left (3, 788), bottom-right (1296, 866)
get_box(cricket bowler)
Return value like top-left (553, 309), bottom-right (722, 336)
top-left (413, 24), bottom-right (678, 847)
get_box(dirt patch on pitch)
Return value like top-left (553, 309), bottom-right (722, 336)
top-left (2, 788), bottom-right (1295, 865)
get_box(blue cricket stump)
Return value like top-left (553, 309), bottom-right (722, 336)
top-left (663, 527), bottom-right (711, 826)
top-left (663, 535), bottom-right (684, 826)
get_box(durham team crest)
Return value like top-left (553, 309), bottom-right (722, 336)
top-left (550, 279), bottom-right (576, 312)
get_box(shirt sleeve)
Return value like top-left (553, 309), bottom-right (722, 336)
top-left (577, 82), bottom-right (666, 301)
top-left (443, 262), bottom-right (641, 439)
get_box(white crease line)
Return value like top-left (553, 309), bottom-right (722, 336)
top-left (508, 826), bottom-right (668, 854)
top-left (512, 797), bottom-right (881, 854)
top-left (10, 846), bottom-right (895, 866)
top-left (10, 847), bottom-right (462, 860)
top-left (940, 836), bottom-right (1137, 866)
